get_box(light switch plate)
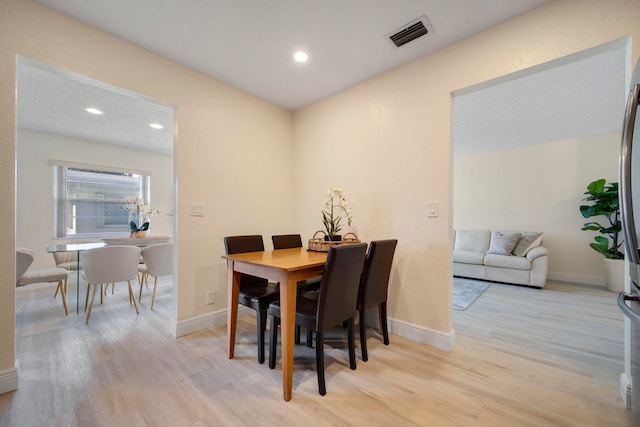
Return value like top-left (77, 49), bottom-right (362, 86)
top-left (190, 202), bottom-right (204, 217)
top-left (428, 201), bottom-right (439, 218)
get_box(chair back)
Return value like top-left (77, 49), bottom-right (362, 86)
top-left (223, 235), bottom-right (268, 287)
top-left (272, 234), bottom-right (302, 250)
top-left (316, 243), bottom-right (367, 330)
top-left (52, 251), bottom-right (79, 270)
top-left (16, 247), bottom-right (35, 283)
top-left (359, 239), bottom-right (398, 309)
top-left (80, 245), bottom-right (141, 284)
top-left (141, 243), bottom-right (173, 277)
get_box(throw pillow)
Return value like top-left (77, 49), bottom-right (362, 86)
top-left (512, 232), bottom-right (543, 257)
top-left (486, 231), bottom-right (521, 255)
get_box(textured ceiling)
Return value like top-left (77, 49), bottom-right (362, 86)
top-left (32, 0), bottom-right (551, 111)
top-left (25, 0), bottom-right (623, 156)
top-left (17, 60), bottom-right (175, 154)
top-left (452, 41), bottom-right (627, 155)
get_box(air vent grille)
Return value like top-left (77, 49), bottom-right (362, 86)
top-left (389, 21), bottom-right (428, 47)
top-left (387, 16), bottom-right (432, 48)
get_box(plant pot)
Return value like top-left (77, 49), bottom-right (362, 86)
top-left (130, 230), bottom-right (147, 238)
top-left (324, 235), bottom-right (341, 242)
top-left (603, 258), bottom-right (625, 292)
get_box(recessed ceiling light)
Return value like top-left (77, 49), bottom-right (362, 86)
top-left (85, 107), bottom-right (104, 115)
top-left (294, 51), bottom-right (308, 63)
top-left (149, 123), bottom-right (164, 130)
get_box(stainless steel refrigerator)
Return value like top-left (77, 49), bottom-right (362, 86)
top-left (618, 57), bottom-right (640, 425)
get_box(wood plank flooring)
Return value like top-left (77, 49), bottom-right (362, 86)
top-left (0, 278), bottom-right (633, 426)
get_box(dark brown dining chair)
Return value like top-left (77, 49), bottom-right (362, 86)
top-left (271, 234), bottom-right (303, 250)
top-left (224, 235), bottom-right (280, 364)
top-left (357, 239), bottom-right (398, 362)
top-left (268, 243), bottom-right (367, 396)
top-left (272, 233), bottom-right (322, 345)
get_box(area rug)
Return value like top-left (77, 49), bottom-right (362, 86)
top-left (453, 279), bottom-right (490, 311)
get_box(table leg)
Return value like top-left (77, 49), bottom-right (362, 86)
top-left (227, 262), bottom-right (240, 359)
top-left (76, 251), bottom-right (81, 314)
top-left (280, 276), bottom-right (298, 401)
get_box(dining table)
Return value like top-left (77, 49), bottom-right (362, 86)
top-left (45, 236), bottom-right (172, 314)
top-left (222, 247), bottom-right (328, 401)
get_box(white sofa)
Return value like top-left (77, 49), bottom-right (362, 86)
top-left (453, 230), bottom-right (549, 288)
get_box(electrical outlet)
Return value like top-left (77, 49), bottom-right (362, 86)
top-left (206, 290), bottom-right (216, 305)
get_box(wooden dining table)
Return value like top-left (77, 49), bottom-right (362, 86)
top-left (222, 247), bottom-right (328, 401)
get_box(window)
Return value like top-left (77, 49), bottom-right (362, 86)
top-left (52, 161), bottom-right (151, 238)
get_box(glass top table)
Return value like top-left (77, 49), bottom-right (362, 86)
top-left (45, 242), bottom-right (107, 314)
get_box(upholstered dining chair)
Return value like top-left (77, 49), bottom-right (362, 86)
top-left (357, 239), bottom-right (398, 362)
top-left (271, 234), bottom-right (321, 290)
top-left (81, 245), bottom-right (141, 324)
top-left (272, 234), bottom-right (323, 345)
top-left (16, 247), bottom-right (70, 315)
top-left (138, 243), bottom-right (173, 310)
top-left (268, 243), bottom-right (367, 396)
top-left (224, 235), bottom-right (280, 364)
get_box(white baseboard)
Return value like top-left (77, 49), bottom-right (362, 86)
top-left (173, 306), bottom-right (252, 338)
top-left (175, 307), bottom-right (456, 352)
top-left (621, 373), bottom-right (632, 410)
top-left (388, 317), bottom-right (456, 352)
top-left (0, 361), bottom-right (19, 395)
top-left (547, 271), bottom-right (605, 286)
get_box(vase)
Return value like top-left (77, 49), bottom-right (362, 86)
top-left (130, 230), bottom-right (147, 238)
top-left (324, 234), bottom-right (341, 242)
top-left (603, 258), bottom-right (625, 292)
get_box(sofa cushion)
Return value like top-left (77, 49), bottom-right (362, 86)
top-left (453, 250), bottom-right (485, 265)
top-left (512, 232), bottom-right (543, 257)
top-left (454, 230), bottom-right (490, 252)
top-left (486, 231), bottom-right (521, 255)
top-left (484, 253), bottom-right (531, 270)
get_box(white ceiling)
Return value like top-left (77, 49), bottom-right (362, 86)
top-left (24, 0), bottom-right (626, 156)
top-left (31, 0), bottom-right (551, 111)
top-left (452, 41), bottom-right (628, 155)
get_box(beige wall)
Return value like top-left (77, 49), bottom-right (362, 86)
top-left (2, 0), bottom-right (640, 392)
top-left (292, 0), bottom-right (640, 339)
top-left (16, 129), bottom-right (174, 269)
top-left (454, 132), bottom-right (620, 285)
top-left (0, 0), bottom-right (294, 380)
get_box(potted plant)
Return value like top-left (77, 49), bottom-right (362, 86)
top-left (579, 178), bottom-right (624, 291)
top-left (321, 187), bottom-right (353, 241)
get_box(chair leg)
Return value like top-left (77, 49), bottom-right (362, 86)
top-left (257, 309), bottom-right (268, 364)
top-left (269, 315), bottom-right (279, 369)
top-left (295, 325), bottom-right (301, 344)
top-left (347, 317), bottom-right (356, 370)
top-left (150, 276), bottom-right (158, 310)
top-left (379, 302), bottom-right (389, 345)
top-left (139, 277), bottom-right (144, 302)
top-left (306, 330), bottom-right (313, 347)
top-left (86, 284), bottom-right (98, 324)
top-left (359, 308), bottom-right (368, 362)
top-left (84, 282), bottom-right (91, 312)
top-left (58, 279), bottom-right (68, 316)
top-left (316, 330), bottom-right (326, 396)
top-left (127, 280), bottom-right (139, 314)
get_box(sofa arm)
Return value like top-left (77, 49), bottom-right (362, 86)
top-left (526, 246), bottom-right (548, 261)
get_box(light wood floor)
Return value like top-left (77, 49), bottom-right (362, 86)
top-left (0, 278), bottom-right (633, 426)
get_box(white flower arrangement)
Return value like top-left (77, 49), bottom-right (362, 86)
top-left (322, 187), bottom-right (353, 239)
top-left (125, 196), bottom-right (159, 232)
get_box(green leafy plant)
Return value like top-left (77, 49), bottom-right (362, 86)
top-left (579, 178), bottom-right (624, 259)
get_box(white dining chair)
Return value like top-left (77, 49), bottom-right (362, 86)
top-left (138, 243), bottom-right (173, 310)
top-left (80, 245), bottom-right (141, 324)
top-left (16, 247), bottom-right (70, 315)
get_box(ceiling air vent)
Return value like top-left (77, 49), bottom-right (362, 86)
top-left (387, 16), bottom-right (432, 48)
